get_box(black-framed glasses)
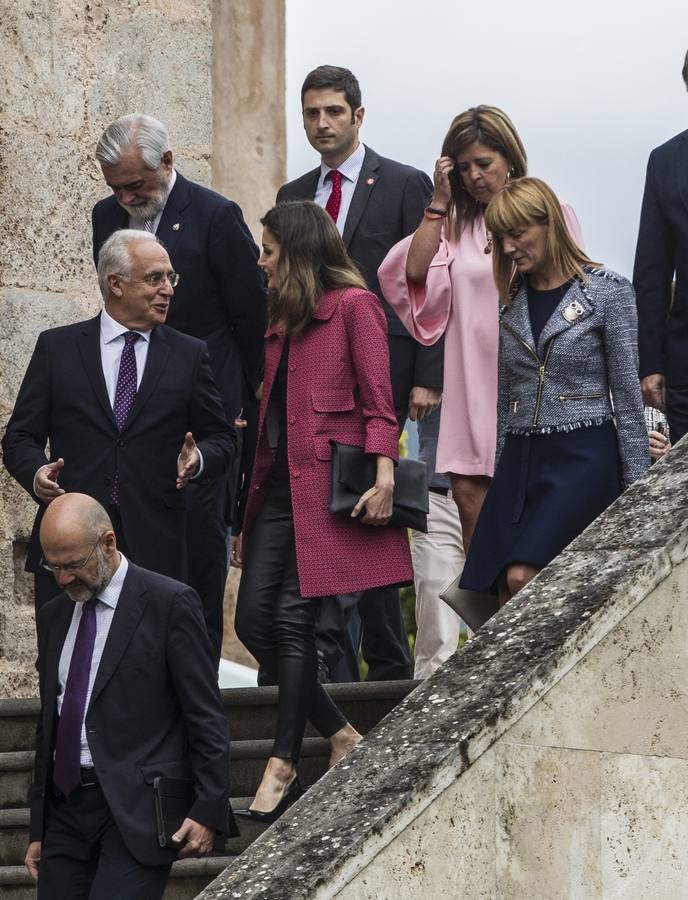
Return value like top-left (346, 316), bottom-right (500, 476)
top-left (117, 271), bottom-right (180, 288)
top-left (40, 533), bottom-right (106, 575)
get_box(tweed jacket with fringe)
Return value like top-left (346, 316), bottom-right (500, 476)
top-left (497, 268), bottom-right (650, 487)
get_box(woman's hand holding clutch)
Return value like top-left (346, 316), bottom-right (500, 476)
top-left (351, 456), bottom-right (394, 526)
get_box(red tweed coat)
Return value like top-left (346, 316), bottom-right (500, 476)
top-left (242, 287), bottom-right (413, 598)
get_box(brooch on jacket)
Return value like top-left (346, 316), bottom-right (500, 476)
top-left (562, 299), bottom-right (585, 323)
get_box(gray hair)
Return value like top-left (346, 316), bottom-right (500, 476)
top-left (97, 229), bottom-right (159, 298)
top-left (95, 114), bottom-right (170, 169)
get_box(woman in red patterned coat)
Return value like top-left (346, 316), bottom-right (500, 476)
top-left (234, 201), bottom-right (413, 822)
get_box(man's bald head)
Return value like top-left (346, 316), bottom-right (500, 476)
top-left (40, 495), bottom-right (119, 602)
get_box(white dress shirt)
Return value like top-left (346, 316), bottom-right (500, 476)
top-left (56, 554), bottom-right (129, 766)
top-left (313, 142), bottom-right (366, 235)
top-left (128, 168), bottom-right (177, 233)
top-left (100, 307), bottom-right (151, 402)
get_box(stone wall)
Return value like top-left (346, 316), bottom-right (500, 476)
top-left (201, 440), bottom-right (688, 899)
top-left (0, 0), bottom-right (284, 697)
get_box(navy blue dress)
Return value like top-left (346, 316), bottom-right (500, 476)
top-left (460, 283), bottom-right (623, 593)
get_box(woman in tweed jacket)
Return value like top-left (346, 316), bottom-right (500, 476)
top-left (460, 177), bottom-right (649, 608)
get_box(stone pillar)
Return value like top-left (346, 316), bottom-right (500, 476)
top-left (212, 0), bottom-right (286, 236)
top-left (0, 0), bottom-right (285, 697)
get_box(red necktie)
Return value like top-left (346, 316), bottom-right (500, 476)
top-left (325, 170), bottom-right (342, 223)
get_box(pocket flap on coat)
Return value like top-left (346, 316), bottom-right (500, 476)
top-left (311, 391), bottom-right (355, 413)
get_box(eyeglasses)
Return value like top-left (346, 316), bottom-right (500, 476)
top-left (40, 534), bottom-right (106, 575)
top-left (117, 271), bottom-right (180, 288)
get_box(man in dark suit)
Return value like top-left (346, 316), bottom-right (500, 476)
top-left (25, 493), bottom-right (231, 899)
top-left (277, 65), bottom-right (443, 681)
top-left (633, 51), bottom-right (688, 441)
top-left (92, 113), bottom-right (266, 663)
top-left (3, 230), bottom-right (235, 660)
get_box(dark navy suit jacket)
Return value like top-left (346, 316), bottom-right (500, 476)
top-left (92, 172), bottom-right (267, 420)
top-left (2, 316), bottom-right (235, 578)
top-left (633, 128), bottom-right (688, 383)
top-left (30, 562), bottom-right (232, 865)
top-left (277, 145), bottom-right (443, 393)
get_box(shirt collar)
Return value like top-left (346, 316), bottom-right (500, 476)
top-left (100, 307), bottom-right (152, 345)
top-left (319, 142), bottom-right (366, 184)
top-left (97, 553), bottom-right (129, 609)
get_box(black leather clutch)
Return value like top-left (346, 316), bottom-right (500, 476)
top-left (329, 440), bottom-right (428, 533)
top-left (153, 776), bottom-right (239, 848)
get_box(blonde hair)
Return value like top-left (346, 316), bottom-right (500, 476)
top-left (441, 105), bottom-right (527, 240)
top-left (485, 177), bottom-right (600, 302)
top-left (261, 201), bottom-right (367, 335)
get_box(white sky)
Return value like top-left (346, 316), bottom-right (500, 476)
top-left (285, 0), bottom-right (688, 276)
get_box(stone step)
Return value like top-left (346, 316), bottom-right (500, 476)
top-left (0, 738), bottom-right (330, 810)
top-left (0, 681), bottom-right (417, 752)
top-left (0, 801), bottom-right (266, 867)
top-left (0, 856), bottom-right (233, 900)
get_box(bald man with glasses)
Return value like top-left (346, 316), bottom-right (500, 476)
top-left (3, 230), bottom-right (235, 650)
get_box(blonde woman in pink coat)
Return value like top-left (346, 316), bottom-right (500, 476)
top-left (234, 201), bottom-right (412, 824)
top-left (379, 106), bottom-right (582, 552)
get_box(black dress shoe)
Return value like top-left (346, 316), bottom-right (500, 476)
top-left (234, 777), bottom-right (303, 825)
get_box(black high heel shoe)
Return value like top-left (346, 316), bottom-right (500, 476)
top-left (235, 776), bottom-right (303, 824)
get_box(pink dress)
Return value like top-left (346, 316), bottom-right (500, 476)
top-left (378, 207), bottom-right (582, 478)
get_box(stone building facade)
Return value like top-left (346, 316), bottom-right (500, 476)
top-left (0, 0), bottom-right (285, 696)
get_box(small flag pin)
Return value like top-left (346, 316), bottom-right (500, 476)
top-left (172, 223), bottom-right (181, 231)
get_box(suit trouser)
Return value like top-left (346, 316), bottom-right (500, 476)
top-left (38, 784), bottom-right (171, 900)
top-left (235, 476), bottom-right (347, 761)
top-left (666, 383), bottom-right (688, 444)
top-left (185, 476), bottom-right (228, 665)
top-left (411, 490), bottom-right (465, 680)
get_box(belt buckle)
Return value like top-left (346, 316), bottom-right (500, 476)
top-left (79, 767), bottom-right (98, 788)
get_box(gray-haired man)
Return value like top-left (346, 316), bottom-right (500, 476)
top-left (92, 114), bottom-right (267, 659)
top-left (3, 230), bottom-right (235, 625)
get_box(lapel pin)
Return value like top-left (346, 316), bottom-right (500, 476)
top-left (562, 299), bottom-right (585, 323)
top-left (172, 223), bottom-right (181, 231)
top-left (366, 177), bottom-right (375, 185)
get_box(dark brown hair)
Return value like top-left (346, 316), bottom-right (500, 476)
top-left (261, 201), bottom-right (367, 334)
top-left (441, 105), bottom-right (527, 239)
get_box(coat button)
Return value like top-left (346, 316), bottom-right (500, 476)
top-left (289, 416), bottom-right (296, 425)
top-left (289, 363), bottom-right (296, 372)
top-left (253, 484), bottom-right (260, 492)
top-left (291, 469), bottom-right (300, 478)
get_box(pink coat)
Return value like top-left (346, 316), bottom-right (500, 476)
top-left (378, 204), bottom-right (583, 478)
top-left (242, 287), bottom-right (413, 598)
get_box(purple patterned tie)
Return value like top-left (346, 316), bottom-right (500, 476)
top-left (110, 331), bottom-right (140, 504)
top-left (53, 598), bottom-right (98, 796)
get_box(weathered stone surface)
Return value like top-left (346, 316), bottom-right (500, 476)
top-left (335, 750), bottom-right (496, 899)
top-left (200, 441), bottom-right (688, 898)
top-left (600, 753), bottom-right (688, 895)
top-left (211, 0), bottom-right (286, 236)
top-left (508, 569), bottom-right (688, 759)
top-left (495, 744), bottom-right (603, 898)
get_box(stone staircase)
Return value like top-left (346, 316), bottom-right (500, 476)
top-left (0, 681), bottom-right (417, 899)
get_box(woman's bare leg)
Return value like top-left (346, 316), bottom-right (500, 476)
top-left (250, 756), bottom-right (297, 812)
top-left (450, 474), bottom-right (491, 554)
top-left (503, 563), bottom-right (540, 605)
top-left (328, 723), bottom-right (362, 768)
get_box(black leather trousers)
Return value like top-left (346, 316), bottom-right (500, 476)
top-left (235, 476), bottom-right (347, 762)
